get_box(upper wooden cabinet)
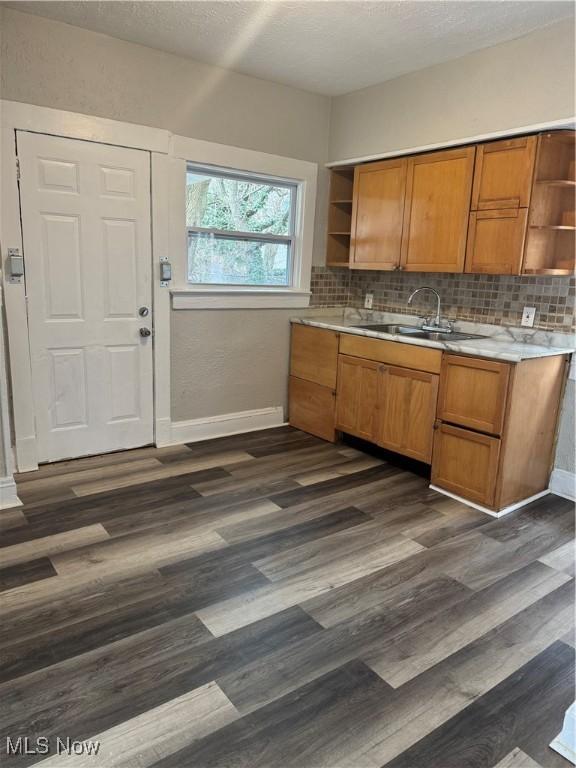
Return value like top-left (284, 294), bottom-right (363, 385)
top-left (471, 136), bottom-right (537, 210)
top-left (465, 208), bottom-right (528, 275)
top-left (400, 147), bottom-right (475, 272)
top-left (350, 158), bottom-right (407, 270)
top-left (326, 167), bottom-right (354, 267)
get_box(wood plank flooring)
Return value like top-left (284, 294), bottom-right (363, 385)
top-left (1, 426), bottom-right (574, 767)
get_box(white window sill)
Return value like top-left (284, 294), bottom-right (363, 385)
top-left (171, 288), bottom-right (311, 310)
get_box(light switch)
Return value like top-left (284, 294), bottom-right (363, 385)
top-left (521, 306), bottom-right (536, 327)
top-left (364, 293), bottom-right (373, 309)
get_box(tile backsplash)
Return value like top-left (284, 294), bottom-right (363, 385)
top-left (310, 266), bottom-right (575, 332)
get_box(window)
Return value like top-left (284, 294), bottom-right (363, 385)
top-left (186, 165), bottom-right (297, 287)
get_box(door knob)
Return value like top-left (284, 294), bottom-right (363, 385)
top-left (139, 327), bottom-right (151, 338)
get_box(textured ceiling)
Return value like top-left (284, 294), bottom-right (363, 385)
top-left (4, 1), bottom-right (574, 96)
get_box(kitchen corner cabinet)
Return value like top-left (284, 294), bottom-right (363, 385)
top-left (400, 147), bottom-right (475, 272)
top-left (289, 325), bottom-right (338, 441)
top-left (432, 353), bottom-right (568, 511)
top-left (349, 158), bottom-right (407, 270)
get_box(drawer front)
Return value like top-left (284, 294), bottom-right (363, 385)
top-left (438, 354), bottom-right (511, 435)
top-left (289, 376), bottom-right (336, 442)
top-left (339, 334), bottom-right (442, 374)
top-left (290, 325), bottom-right (339, 389)
top-left (432, 423), bottom-right (501, 508)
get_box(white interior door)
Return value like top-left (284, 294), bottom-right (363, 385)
top-left (17, 131), bottom-right (154, 463)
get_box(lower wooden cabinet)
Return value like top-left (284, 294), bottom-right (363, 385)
top-left (379, 366), bottom-right (439, 463)
top-left (431, 423), bottom-right (501, 507)
top-left (289, 376), bottom-right (336, 442)
top-left (335, 355), bottom-right (379, 442)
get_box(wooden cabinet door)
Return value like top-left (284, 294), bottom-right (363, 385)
top-left (471, 136), bottom-right (536, 210)
top-left (432, 423), bottom-right (500, 507)
top-left (290, 324), bottom-right (339, 389)
top-left (335, 355), bottom-right (379, 441)
top-left (350, 158), bottom-right (406, 270)
top-left (289, 376), bottom-right (336, 442)
top-left (400, 147), bottom-right (475, 272)
top-left (378, 366), bottom-right (439, 463)
top-left (438, 355), bottom-right (511, 436)
top-left (465, 208), bottom-right (528, 275)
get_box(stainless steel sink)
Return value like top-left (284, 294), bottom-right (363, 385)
top-left (351, 323), bottom-right (486, 342)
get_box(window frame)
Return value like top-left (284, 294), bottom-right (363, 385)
top-left (170, 134), bottom-right (318, 309)
top-left (186, 162), bottom-right (298, 289)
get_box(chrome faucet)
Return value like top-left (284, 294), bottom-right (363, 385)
top-left (407, 287), bottom-right (452, 332)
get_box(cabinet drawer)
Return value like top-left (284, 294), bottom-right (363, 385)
top-left (290, 324), bottom-right (339, 388)
top-left (438, 355), bottom-right (511, 435)
top-left (289, 376), bottom-right (336, 442)
top-left (339, 334), bottom-right (441, 374)
top-left (465, 208), bottom-right (528, 275)
top-left (432, 423), bottom-right (501, 508)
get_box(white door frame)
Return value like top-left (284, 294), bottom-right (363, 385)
top-left (1, 101), bottom-right (172, 471)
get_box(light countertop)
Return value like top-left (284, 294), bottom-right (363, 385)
top-left (291, 309), bottom-right (575, 363)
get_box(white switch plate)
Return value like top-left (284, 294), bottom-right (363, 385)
top-left (521, 306), bottom-right (536, 327)
top-left (364, 293), bottom-right (373, 309)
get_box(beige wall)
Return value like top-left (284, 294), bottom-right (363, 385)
top-left (0, 7), bottom-right (331, 267)
top-left (0, 8), bottom-right (331, 424)
top-left (171, 309), bottom-right (295, 421)
top-left (329, 20), bottom-right (575, 162)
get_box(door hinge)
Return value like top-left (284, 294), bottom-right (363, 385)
top-left (16, 157), bottom-right (21, 181)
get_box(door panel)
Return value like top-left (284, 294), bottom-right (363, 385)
top-left (432, 423), bottom-right (500, 508)
top-left (378, 366), bottom-right (439, 463)
top-left (401, 147), bottom-right (475, 272)
top-left (438, 355), bottom-right (511, 436)
top-left (350, 158), bottom-right (406, 270)
top-left (465, 209), bottom-right (528, 275)
top-left (18, 131), bottom-right (153, 462)
top-left (290, 325), bottom-right (339, 389)
top-left (335, 355), bottom-right (379, 441)
top-left (471, 136), bottom-right (536, 210)
top-left (289, 376), bottom-right (336, 442)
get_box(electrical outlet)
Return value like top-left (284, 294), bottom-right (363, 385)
top-left (521, 306), bottom-right (536, 327)
top-left (364, 293), bottom-right (373, 309)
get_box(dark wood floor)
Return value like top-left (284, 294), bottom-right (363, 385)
top-left (1, 426), bottom-right (574, 767)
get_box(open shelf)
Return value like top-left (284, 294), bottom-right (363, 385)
top-left (523, 131), bottom-right (575, 275)
top-left (530, 225), bottom-right (576, 231)
top-left (523, 268), bottom-right (574, 275)
top-left (535, 180), bottom-right (576, 188)
top-left (326, 166), bottom-right (355, 268)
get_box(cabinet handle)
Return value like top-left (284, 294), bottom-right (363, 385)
top-left (433, 420), bottom-right (441, 430)
top-left (379, 365), bottom-right (387, 373)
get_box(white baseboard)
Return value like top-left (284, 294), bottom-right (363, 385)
top-left (0, 476), bottom-right (22, 509)
top-left (429, 485), bottom-right (551, 518)
top-left (169, 406), bottom-right (285, 446)
top-left (550, 703), bottom-right (576, 766)
top-left (549, 468), bottom-right (576, 502)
